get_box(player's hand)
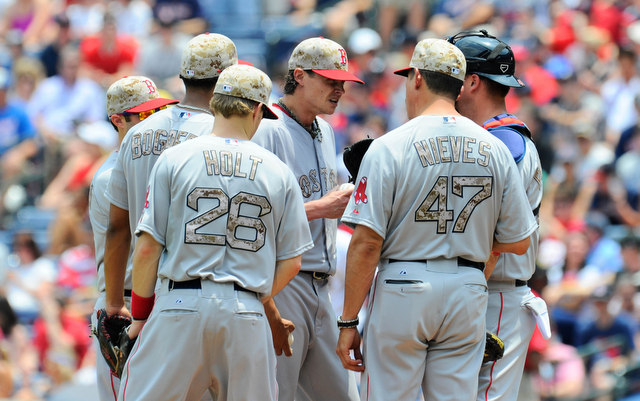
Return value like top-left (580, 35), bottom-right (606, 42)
top-left (268, 317), bottom-right (296, 357)
top-left (127, 319), bottom-right (145, 340)
top-left (321, 187), bottom-right (353, 219)
top-left (336, 327), bottom-right (364, 372)
top-left (106, 304), bottom-right (132, 319)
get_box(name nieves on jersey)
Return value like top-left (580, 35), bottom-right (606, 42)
top-left (413, 136), bottom-right (492, 167)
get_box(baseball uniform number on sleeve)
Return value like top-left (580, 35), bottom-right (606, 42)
top-left (415, 176), bottom-right (493, 234)
top-left (185, 187), bottom-right (272, 251)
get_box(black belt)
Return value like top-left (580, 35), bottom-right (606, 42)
top-left (168, 279), bottom-right (255, 294)
top-left (300, 271), bottom-right (330, 280)
top-left (515, 280), bottom-right (528, 287)
top-left (388, 257), bottom-right (485, 272)
top-left (124, 289), bottom-right (132, 297)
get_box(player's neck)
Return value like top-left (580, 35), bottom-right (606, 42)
top-left (280, 95), bottom-right (316, 127)
top-left (181, 89), bottom-right (214, 113)
top-left (212, 116), bottom-right (253, 141)
top-left (418, 97), bottom-right (459, 118)
top-left (475, 101), bottom-right (509, 126)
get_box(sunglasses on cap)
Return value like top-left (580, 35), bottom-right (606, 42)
top-left (122, 105), bottom-right (168, 121)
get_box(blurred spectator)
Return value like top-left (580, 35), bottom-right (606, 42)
top-left (0, 0), bottom-right (53, 50)
top-left (10, 56), bottom-right (46, 105)
top-left (525, 331), bottom-right (587, 400)
top-left (27, 45), bottom-right (105, 184)
top-left (4, 231), bottom-right (56, 325)
top-left (107, 0), bottom-right (153, 39)
top-left (79, 13), bottom-right (138, 88)
top-left (153, 0), bottom-right (207, 35)
top-left (65, 0), bottom-right (106, 39)
top-left (38, 13), bottom-right (75, 78)
top-left (601, 47), bottom-right (640, 146)
top-left (584, 210), bottom-right (624, 275)
top-left (38, 120), bottom-right (116, 211)
top-left (135, 18), bottom-right (191, 85)
top-left (377, 0), bottom-right (426, 50)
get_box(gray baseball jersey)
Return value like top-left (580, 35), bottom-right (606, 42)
top-left (252, 107), bottom-right (338, 274)
top-left (342, 115), bottom-right (537, 262)
top-left (89, 151), bottom-right (129, 401)
top-left (118, 135), bottom-right (313, 401)
top-left (478, 117), bottom-right (544, 401)
top-left (252, 107), bottom-right (360, 401)
top-left (137, 135), bottom-right (314, 294)
top-left (106, 105), bottom-right (214, 288)
top-left (341, 114), bottom-right (537, 401)
top-left (89, 151), bottom-right (118, 294)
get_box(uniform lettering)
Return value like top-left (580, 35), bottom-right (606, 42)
top-left (299, 175), bottom-right (312, 198)
top-left (449, 136), bottom-right (462, 163)
top-left (309, 169), bottom-right (321, 193)
top-left (329, 169), bottom-right (337, 189)
top-left (220, 151), bottom-right (233, 176)
top-left (478, 141), bottom-right (491, 167)
top-left (205, 151), bottom-right (262, 179)
top-left (414, 140), bottom-right (435, 167)
top-left (462, 137), bottom-right (476, 164)
top-left (248, 156), bottom-right (262, 181)
top-left (152, 129), bottom-right (168, 155)
top-left (413, 136), bottom-right (491, 167)
top-left (204, 150), bottom-right (219, 176)
top-left (320, 168), bottom-right (328, 190)
top-left (131, 129), bottom-right (199, 160)
top-left (234, 153), bottom-right (246, 178)
top-left (437, 136), bottom-right (451, 163)
top-left (429, 138), bottom-right (441, 164)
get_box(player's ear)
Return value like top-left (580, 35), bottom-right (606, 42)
top-left (110, 114), bottom-right (124, 129)
top-left (413, 68), bottom-right (422, 89)
top-left (293, 68), bottom-right (305, 86)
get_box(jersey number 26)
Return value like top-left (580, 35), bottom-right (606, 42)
top-left (185, 187), bottom-right (271, 252)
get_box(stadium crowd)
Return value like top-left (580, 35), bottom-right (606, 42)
top-left (0, 0), bottom-right (639, 399)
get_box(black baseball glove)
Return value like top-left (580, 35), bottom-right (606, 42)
top-left (93, 309), bottom-right (136, 378)
top-left (483, 330), bottom-right (505, 364)
top-left (343, 138), bottom-right (374, 184)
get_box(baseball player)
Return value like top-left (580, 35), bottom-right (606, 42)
top-left (451, 30), bottom-right (547, 401)
top-left (118, 64), bottom-right (314, 401)
top-left (103, 33), bottom-right (238, 322)
top-left (336, 38), bottom-right (537, 401)
top-left (89, 75), bottom-right (177, 401)
top-left (252, 37), bottom-right (362, 401)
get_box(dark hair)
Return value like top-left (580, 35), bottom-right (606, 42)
top-left (619, 47), bottom-right (636, 62)
top-left (417, 70), bottom-right (463, 100)
top-left (0, 296), bottom-right (17, 336)
top-left (283, 70), bottom-right (316, 95)
top-left (12, 232), bottom-right (41, 259)
top-left (479, 76), bottom-right (510, 98)
top-left (180, 76), bottom-right (219, 91)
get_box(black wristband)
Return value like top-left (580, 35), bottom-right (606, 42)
top-left (337, 316), bottom-right (359, 329)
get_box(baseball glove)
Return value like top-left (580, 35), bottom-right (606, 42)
top-left (93, 309), bottom-right (136, 378)
top-left (343, 138), bottom-right (374, 184)
top-left (483, 330), bottom-right (505, 364)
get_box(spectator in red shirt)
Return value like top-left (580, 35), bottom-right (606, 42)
top-left (79, 13), bottom-right (138, 88)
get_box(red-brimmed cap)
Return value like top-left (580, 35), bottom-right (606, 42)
top-left (288, 37), bottom-right (364, 84)
top-left (107, 76), bottom-right (178, 116)
top-left (126, 97), bottom-right (178, 113)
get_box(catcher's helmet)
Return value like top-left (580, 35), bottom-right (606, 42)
top-left (447, 30), bottom-right (524, 88)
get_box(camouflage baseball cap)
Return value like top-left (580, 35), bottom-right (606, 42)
top-left (106, 76), bottom-right (178, 116)
top-left (214, 64), bottom-right (278, 119)
top-left (288, 37), bottom-right (364, 84)
top-left (394, 38), bottom-right (467, 82)
top-left (180, 33), bottom-right (238, 80)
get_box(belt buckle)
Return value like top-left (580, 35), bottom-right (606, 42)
top-left (312, 272), bottom-right (329, 280)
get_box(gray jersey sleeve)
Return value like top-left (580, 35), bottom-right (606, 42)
top-left (135, 152), bottom-right (171, 246)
